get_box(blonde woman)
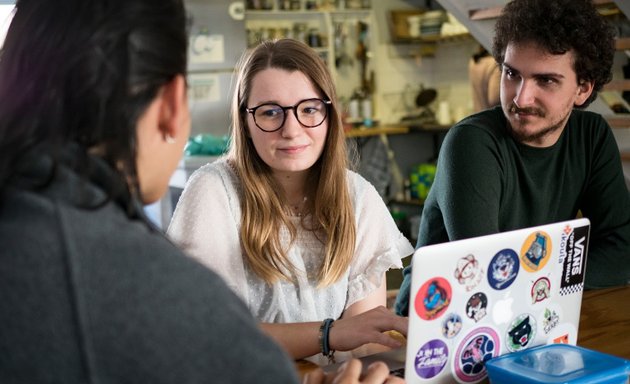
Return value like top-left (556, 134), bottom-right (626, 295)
top-left (168, 39), bottom-right (414, 363)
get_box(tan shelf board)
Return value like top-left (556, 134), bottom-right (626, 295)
top-left (468, 1), bottom-right (622, 21)
top-left (345, 126), bottom-right (409, 138)
top-left (391, 33), bottom-right (471, 45)
top-left (468, 6), bottom-right (503, 21)
top-left (605, 115), bottom-right (630, 128)
top-left (603, 80), bottom-right (630, 92)
top-left (616, 37), bottom-right (630, 51)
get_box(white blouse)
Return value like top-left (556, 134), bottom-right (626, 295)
top-left (167, 158), bottom-right (414, 323)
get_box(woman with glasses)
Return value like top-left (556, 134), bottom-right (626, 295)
top-left (167, 39), bottom-right (414, 364)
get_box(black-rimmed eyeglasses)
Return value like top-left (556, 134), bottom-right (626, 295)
top-left (245, 98), bottom-right (332, 132)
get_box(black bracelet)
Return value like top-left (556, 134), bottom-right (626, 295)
top-left (318, 318), bottom-right (335, 363)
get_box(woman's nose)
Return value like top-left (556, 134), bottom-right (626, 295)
top-left (280, 109), bottom-right (302, 137)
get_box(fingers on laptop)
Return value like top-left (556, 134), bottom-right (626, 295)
top-left (302, 359), bottom-right (404, 384)
top-left (331, 307), bottom-right (409, 351)
top-left (361, 361), bottom-right (404, 384)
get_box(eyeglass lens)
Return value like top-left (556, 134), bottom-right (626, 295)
top-left (253, 99), bottom-right (328, 132)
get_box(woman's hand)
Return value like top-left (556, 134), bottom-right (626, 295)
top-left (302, 359), bottom-right (404, 384)
top-left (329, 306), bottom-right (408, 352)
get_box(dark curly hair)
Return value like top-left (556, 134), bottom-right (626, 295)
top-left (492, 0), bottom-right (616, 108)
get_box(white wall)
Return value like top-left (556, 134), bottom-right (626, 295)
top-left (369, 0), bottom-right (476, 125)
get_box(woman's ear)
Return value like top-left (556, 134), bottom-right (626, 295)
top-left (158, 74), bottom-right (189, 142)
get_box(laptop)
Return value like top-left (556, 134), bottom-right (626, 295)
top-left (403, 218), bottom-right (590, 383)
top-left (323, 218), bottom-right (591, 383)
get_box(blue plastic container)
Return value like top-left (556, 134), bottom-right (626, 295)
top-left (486, 344), bottom-right (630, 384)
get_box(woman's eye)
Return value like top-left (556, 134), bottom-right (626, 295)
top-left (260, 107), bottom-right (282, 118)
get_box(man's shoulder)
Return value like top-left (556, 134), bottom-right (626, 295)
top-left (566, 109), bottom-right (613, 144)
top-left (443, 107), bottom-right (509, 151)
top-left (451, 107), bottom-right (506, 136)
top-left (568, 109), bottom-right (609, 130)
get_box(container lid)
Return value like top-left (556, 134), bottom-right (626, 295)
top-left (486, 344), bottom-right (630, 384)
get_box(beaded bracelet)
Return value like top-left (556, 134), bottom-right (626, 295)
top-left (318, 318), bottom-right (336, 363)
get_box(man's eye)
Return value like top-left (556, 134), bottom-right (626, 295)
top-left (539, 77), bottom-right (555, 85)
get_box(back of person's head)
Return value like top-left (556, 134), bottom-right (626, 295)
top-left (229, 38), bottom-right (346, 178)
top-left (492, 0), bottom-right (615, 108)
top-left (0, 0), bottom-right (187, 196)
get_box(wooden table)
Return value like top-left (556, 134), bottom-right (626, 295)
top-left (297, 286), bottom-right (630, 378)
top-left (577, 285), bottom-right (630, 359)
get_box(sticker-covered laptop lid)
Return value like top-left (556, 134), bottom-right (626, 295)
top-left (405, 218), bottom-right (590, 384)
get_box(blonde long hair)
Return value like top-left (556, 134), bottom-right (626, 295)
top-left (228, 39), bottom-right (355, 287)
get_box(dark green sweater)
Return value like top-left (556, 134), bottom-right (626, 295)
top-left (396, 107), bottom-right (630, 316)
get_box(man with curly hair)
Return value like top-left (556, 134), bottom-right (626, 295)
top-left (396, 0), bottom-right (630, 316)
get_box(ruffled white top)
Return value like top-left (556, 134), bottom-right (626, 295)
top-left (167, 158), bottom-right (414, 324)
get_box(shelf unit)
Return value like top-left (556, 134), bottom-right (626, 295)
top-left (244, 2), bottom-right (374, 101)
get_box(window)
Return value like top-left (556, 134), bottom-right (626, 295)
top-left (0, 2), bottom-right (15, 48)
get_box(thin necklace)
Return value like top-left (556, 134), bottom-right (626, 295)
top-left (290, 196), bottom-right (307, 217)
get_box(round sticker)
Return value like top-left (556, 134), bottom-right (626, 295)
top-left (520, 231), bottom-right (552, 272)
top-left (413, 339), bottom-right (449, 379)
top-left (465, 292), bottom-right (488, 323)
top-left (506, 313), bottom-right (537, 352)
top-left (414, 277), bottom-right (452, 320)
top-left (487, 249), bottom-right (520, 290)
top-left (530, 276), bottom-right (551, 304)
top-left (441, 313), bottom-right (463, 339)
top-left (453, 327), bottom-right (500, 383)
top-left (454, 254), bottom-right (484, 291)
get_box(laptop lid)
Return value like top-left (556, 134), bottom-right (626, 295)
top-left (405, 218), bottom-right (591, 383)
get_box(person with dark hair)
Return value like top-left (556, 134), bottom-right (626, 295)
top-left (0, 1), bottom-right (402, 383)
top-left (395, 0), bottom-right (630, 316)
top-left (167, 38), bottom-right (413, 365)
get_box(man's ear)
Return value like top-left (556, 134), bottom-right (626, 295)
top-left (575, 80), bottom-right (594, 107)
top-left (158, 74), bottom-right (188, 142)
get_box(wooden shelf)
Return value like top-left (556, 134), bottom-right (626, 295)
top-left (604, 115), bottom-right (630, 128)
top-left (388, 9), bottom-right (470, 46)
top-left (345, 126), bottom-right (409, 138)
top-left (603, 80), bottom-right (630, 92)
top-left (468, 1), bottom-right (626, 22)
top-left (468, 6), bottom-right (502, 21)
top-left (616, 37), bottom-right (630, 51)
top-left (391, 33), bottom-right (471, 45)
